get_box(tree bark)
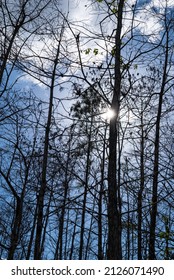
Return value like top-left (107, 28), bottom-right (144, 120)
top-left (34, 41), bottom-right (61, 259)
top-left (138, 112), bottom-right (145, 260)
top-left (149, 23), bottom-right (169, 260)
top-left (107, 0), bottom-right (125, 260)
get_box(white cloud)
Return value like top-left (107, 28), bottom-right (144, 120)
top-left (133, 0), bottom-right (173, 42)
top-left (134, 8), bottom-right (162, 41)
top-left (152, 0), bottom-right (174, 9)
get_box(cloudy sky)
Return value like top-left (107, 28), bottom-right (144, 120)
top-left (14, 0), bottom-right (174, 102)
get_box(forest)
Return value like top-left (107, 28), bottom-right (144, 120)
top-left (0, 0), bottom-right (174, 260)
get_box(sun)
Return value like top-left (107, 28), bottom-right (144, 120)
top-left (102, 108), bottom-right (115, 120)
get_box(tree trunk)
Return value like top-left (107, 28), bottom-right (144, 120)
top-left (8, 197), bottom-right (23, 259)
top-left (107, 0), bottom-right (125, 260)
top-left (34, 42), bottom-right (61, 259)
top-left (149, 24), bottom-right (169, 260)
top-left (79, 120), bottom-right (92, 260)
top-left (138, 113), bottom-right (145, 260)
top-left (98, 126), bottom-right (107, 260)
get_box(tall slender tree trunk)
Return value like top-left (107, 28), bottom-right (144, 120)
top-left (107, 0), bottom-right (125, 260)
top-left (1, 148), bottom-right (32, 259)
top-left (40, 190), bottom-right (52, 255)
top-left (149, 24), bottom-right (169, 260)
top-left (85, 201), bottom-right (95, 260)
top-left (54, 128), bottom-right (73, 260)
top-left (98, 126), bottom-right (107, 260)
top-left (8, 197), bottom-right (23, 259)
top-left (26, 205), bottom-right (37, 260)
top-left (126, 189), bottom-right (130, 260)
top-left (34, 42), bottom-right (61, 259)
top-left (138, 112), bottom-right (145, 260)
top-left (69, 211), bottom-right (78, 260)
top-left (79, 119), bottom-right (93, 260)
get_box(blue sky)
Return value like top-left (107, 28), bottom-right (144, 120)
top-left (8, 0), bottom-right (174, 119)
